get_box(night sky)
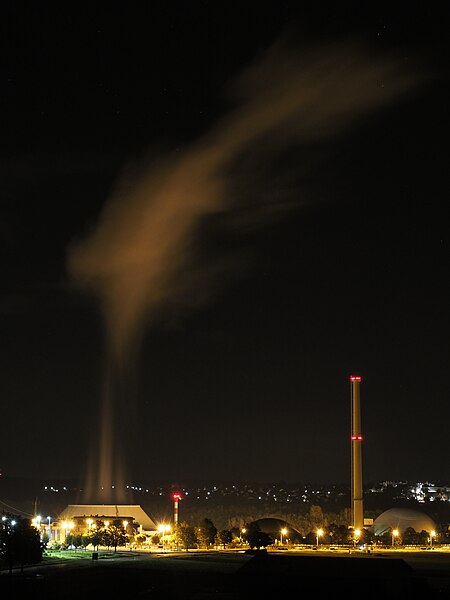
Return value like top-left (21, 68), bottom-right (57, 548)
top-left (1, 2), bottom-right (449, 489)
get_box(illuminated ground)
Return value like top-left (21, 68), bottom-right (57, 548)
top-left (1, 548), bottom-right (450, 598)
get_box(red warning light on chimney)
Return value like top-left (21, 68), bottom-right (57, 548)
top-left (350, 376), bottom-right (362, 381)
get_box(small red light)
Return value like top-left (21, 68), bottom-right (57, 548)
top-left (351, 435), bottom-right (363, 440)
top-left (172, 493), bottom-right (181, 500)
top-left (350, 375), bottom-right (362, 381)
top-left (351, 435), bottom-right (357, 440)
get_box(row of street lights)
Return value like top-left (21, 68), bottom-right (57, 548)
top-left (85, 518), bottom-right (129, 530)
top-left (315, 527), bottom-right (437, 548)
top-left (317, 527), bottom-right (438, 547)
top-left (31, 515), bottom-right (52, 537)
top-left (390, 528), bottom-right (437, 547)
top-left (30, 516), bottom-right (135, 542)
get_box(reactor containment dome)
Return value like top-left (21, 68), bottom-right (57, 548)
top-left (372, 507), bottom-right (436, 536)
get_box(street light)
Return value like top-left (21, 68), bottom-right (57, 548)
top-left (240, 528), bottom-right (246, 543)
top-left (280, 528), bottom-right (287, 546)
top-left (164, 524), bottom-right (171, 550)
top-left (47, 516), bottom-right (51, 539)
top-left (62, 520), bottom-right (74, 541)
top-left (32, 515), bottom-right (42, 535)
top-left (392, 529), bottom-right (399, 547)
top-left (158, 524), bottom-right (170, 551)
top-left (316, 528), bottom-right (323, 546)
top-left (354, 528), bottom-right (361, 547)
top-left (430, 530), bottom-right (436, 547)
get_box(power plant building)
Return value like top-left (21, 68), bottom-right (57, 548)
top-left (56, 504), bottom-right (157, 538)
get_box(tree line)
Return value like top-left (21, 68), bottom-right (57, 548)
top-left (0, 513), bottom-right (44, 573)
top-left (3, 505), bottom-right (449, 570)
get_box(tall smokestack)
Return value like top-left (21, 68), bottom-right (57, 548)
top-left (350, 375), bottom-right (364, 531)
top-left (173, 493), bottom-right (181, 527)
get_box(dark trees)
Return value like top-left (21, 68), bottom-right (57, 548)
top-left (244, 522), bottom-right (273, 549)
top-left (0, 513), bottom-right (44, 573)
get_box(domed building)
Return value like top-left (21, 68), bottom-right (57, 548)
top-left (372, 507), bottom-right (436, 536)
top-left (253, 517), bottom-right (303, 543)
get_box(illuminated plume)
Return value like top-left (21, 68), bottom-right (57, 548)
top-left (67, 38), bottom-right (420, 500)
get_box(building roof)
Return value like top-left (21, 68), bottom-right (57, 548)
top-left (254, 517), bottom-right (303, 541)
top-left (372, 507), bottom-right (436, 536)
top-left (57, 504), bottom-right (157, 531)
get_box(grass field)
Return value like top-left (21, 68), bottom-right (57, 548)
top-left (2, 547), bottom-right (450, 598)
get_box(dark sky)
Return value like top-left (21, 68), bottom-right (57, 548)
top-left (1, 2), bottom-right (449, 489)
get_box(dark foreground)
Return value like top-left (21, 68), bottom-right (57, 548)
top-left (2, 550), bottom-right (450, 599)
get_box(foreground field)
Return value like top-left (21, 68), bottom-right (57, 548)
top-left (1, 548), bottom-right (450, 599)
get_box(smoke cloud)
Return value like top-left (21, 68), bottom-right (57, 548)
top-left (67, 38), bottom-right (420, 499)
top-left (67, 39), bottom-right (419, 364)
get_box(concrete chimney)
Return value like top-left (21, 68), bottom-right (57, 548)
top-left (350, 375), bottom-right (364, 531)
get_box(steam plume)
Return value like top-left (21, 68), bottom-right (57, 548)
top-left (67, 38), bottom-right (420, 499)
